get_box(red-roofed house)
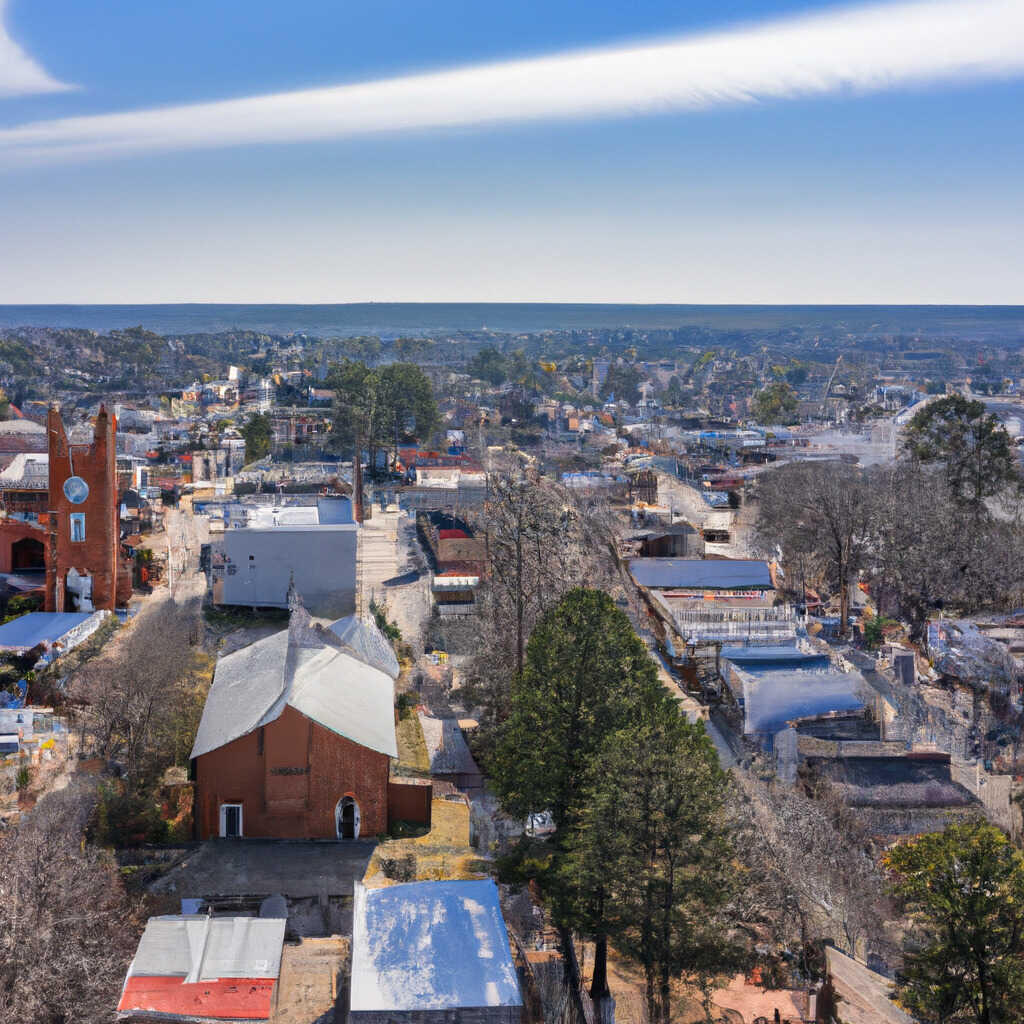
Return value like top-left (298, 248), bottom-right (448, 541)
top-left (117, 915), bottom-right (286, 1023)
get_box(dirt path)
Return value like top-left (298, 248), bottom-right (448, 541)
top-left (358, 511), bottom-right (430, 651)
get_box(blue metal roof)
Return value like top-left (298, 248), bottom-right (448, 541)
top-left (0, 612), bottom-right (94, 651)
top-left (629, 558), bottom-right (773, 590)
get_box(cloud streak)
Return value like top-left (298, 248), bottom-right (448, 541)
top-left (0, 0), bottom-right (72, 98)
top-left (2, 0), bottom-right (1023, 162)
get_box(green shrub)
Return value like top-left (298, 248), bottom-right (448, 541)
top-left (395, 691), bottom-right (417, 717)
top-left (2, 593), bottom-right (43, 624)
top-left (379, 851), bottom-right (417, 882)
top-left (91, 782), bottom-right (169, 848)
top-left (370, 599), bottom-right (402, 642)
top-left (863, 614), bottom-right (895, 651)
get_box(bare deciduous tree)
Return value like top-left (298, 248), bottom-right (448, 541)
top-left (0, 780), bottom-right (141, 1023)
top-left (868, 462), bottom-right (1024, 641)
top-left (69, 600), bottom-right (206, 792)
top-left (463, 472), bottom-right (617, 726)
top-left (734, 773), bottom-right (892, 969)
top-left (753, 462), bottom-right (874, 638)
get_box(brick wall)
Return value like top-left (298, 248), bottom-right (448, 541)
top-left (387, 779), bottom-right (432, 829)
top-left (45, 406), bottom-right (124, 611)
top-left (195, 704), bottom-right (390, 839)
top-left (0, 519), bottom-right (46, 574)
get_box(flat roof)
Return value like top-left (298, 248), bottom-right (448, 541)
top-left (0, 611), bottom-right (94, 651)
top-left (350, 880), bottom-right (522, 1012)
top-left (742, 670), bottom-right (870, 735)
top-left (629, 558), bottom-right (773, 590)
top-left (722, 645), bottom-right (831, 674)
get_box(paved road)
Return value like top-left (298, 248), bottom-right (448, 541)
top-left (153, 839), bottom-right (376, 899)
top-left (825, 947), bottom-right (914, 1024)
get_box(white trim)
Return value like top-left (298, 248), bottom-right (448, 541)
top-left (219, 802), bottom-right (243, 838)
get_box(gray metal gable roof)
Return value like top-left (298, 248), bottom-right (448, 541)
top-left (329, 614), bottom-right (401, 679)
top-left (286, 643), bottom-right (398, 759)
top-left (350, 880), bottom-right (522, 1012)
top-left (190, 630), bottom-right (289, 760)
top-left (629, 558), bottom-right (773, 590)
top-left (190, 611), bottom-right (398, 760)
top-left (128, 916), bottom-right (285, 981)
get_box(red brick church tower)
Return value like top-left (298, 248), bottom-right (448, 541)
top-left (44, 405), bottom-right (130, 612)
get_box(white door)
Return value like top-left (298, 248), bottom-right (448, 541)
top-left (220, 803), bottom-right (243, 838)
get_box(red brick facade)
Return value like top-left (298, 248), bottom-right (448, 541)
top-left (44, 405), bottom-right (131, 612)
top-left (194, 704), bottom-right (391, 840)
top-left (0, 518), bottom-right (46, 574)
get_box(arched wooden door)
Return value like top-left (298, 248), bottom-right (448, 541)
top-left (336, 796), bottom-right (360, 839)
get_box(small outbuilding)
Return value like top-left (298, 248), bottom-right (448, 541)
top-left (117, 914), bottom-right (286, 1023)
top-left (0, 609), bottom-right (110, 659)
top-left (349, 879), bottom-right (523, 1024)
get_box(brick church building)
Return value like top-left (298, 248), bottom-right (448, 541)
top-left (190, 602), bottom-right (411, 840)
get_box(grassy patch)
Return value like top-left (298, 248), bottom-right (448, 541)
top-left (366, 798), bottom-right (486, 884)
top-left (394, 706), bottom-right (430, 778)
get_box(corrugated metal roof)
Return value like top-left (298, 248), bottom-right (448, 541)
top-left (126, 916), bottom-right (285, 981)
top-left (0, 452), bottom-right (48, 485)
top-left (118, 977), bottom-right (276, 1021)
top-left (190, 609), bottom-right (397, 760)
top-left (629, 558), bottom-right (773, 590)
top-left (432, 576), bottom-right (480, 589)
top-left (721, 646), bottom-right (831, 675)
top-left (350, 880), bottom-right (522, 1012)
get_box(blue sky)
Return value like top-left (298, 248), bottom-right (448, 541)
top-left (1, 0), bottom-right (1022, 304)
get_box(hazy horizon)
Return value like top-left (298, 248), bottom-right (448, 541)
top-left (3, 301), bottom-right (1023, 340)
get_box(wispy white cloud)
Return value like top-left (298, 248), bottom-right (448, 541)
top-left (1, 0), bottom-right (1022, 162)
top-left (0, 0), bottom-right (72, 98)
